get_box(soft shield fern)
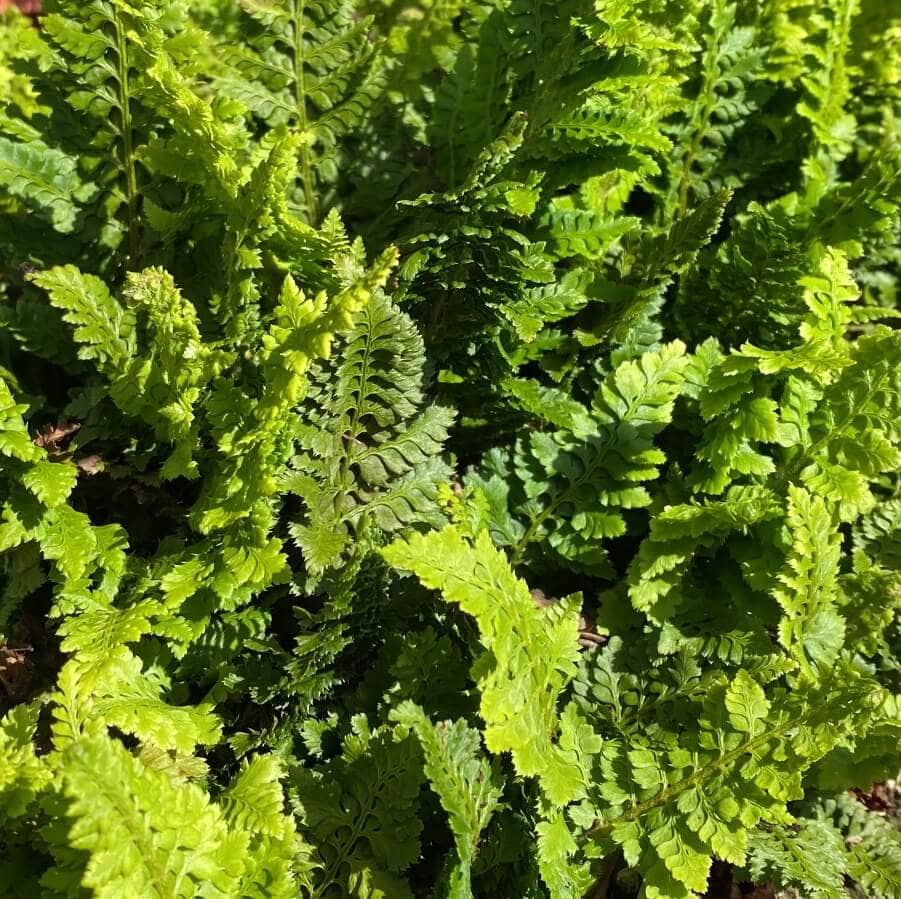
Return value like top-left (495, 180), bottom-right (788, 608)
top-left (0, 1), bottom-right (900, 898)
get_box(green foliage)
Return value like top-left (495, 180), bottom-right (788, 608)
top-left (470, 340), bottom-right (690, 576)
top-left (384, 527), bottom-right (593, 805)
top-left (58, 734), bottom-right (247, 897)
top-left (213, 0), bottom-right (384, 223)
top-left (745, 793), bottom-right (901, 899)
top-left (392, 701), bottom-right (504, 897)
top-left (291, 720), bottom-right (424, 897)
top-left (0, 1), bottom-right (899, 898)
top-left (289, 289), bottom-right (453, 575)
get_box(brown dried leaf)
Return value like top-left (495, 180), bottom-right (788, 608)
top-left (33, 420), bottom-right (80, 458)
top-left (0, 645), bottom-right (33, 697)
top-left (76, 454), bottom-right (103, 476)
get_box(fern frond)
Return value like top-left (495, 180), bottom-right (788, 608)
top-left (805, 795), bottom-right (901, 899)
top-left (628, 485), bottom-right (782, 622)
top-left (59, 734), bottom-right (247, 898)
top-left (0, 137), bottom-right (94, 232)
top-left (29, 266), bottom-right (136, 368)
top-left (483, 341), bottom-right (690, 574)
top-left (32, 265), bottom-right (228, 478)
top-left (772, 485), bottom-right (843, 676)
top-left (384, 526), bottom-right (593, 805)
top-left (194, 247), bottom-right (396, 537)
top-left (221, 753), bottom-right (310, 898)
top-left (666, 0), bottom-right (766, 220)
top-left (744, 820), bottom-right (847, 899)
top-left (219, 0), bottom-right (382, 222)
top-left (392, 701), bottom-right (504, 896)
top-left (740, 245), bottom-right (858, 381)
top-left (291, 722), bottom-right (422, 897)
top-left (0, 702), bottom-right (52, 825)
top-left (37, 0), bottom-right (198, 260)
top-left (288, 289), bottom-right (451, 574)
top-left (796, 0), bottom-right (861, 157)
top-left (800, 327), bottom-right (901, 518)
top-left (585, 668), bottom-right (882, 899)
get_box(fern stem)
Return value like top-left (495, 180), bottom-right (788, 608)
top-left (586, 711), bottom-right (800, 841)
top-left (113, 13), bottom-right (140, 264)
top-left (784, 365), bottom-right (892, 484)
top-left (310, 776), bottom-right (383, 898)
top-left (673, 0), bottom-right (724, 222)
top-left (293, 0), bottom-right (319, 225)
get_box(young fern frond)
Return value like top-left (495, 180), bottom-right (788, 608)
top-left (384, 526), bottom-right (596, 806)
top-left (392, 701), bottom-right (504, 896)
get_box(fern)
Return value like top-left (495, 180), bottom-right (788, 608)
top-left (1, 2), bottom-right (900, 897)
top-left (221, 754), bottom-right (310, 898)
top-left (291, 721), bottom-right (423, 897)
top-left (32, 265), bottom-right (227, 478)
top-left (471, 340), bottom-right (689, 575)
top-left (771, 485), bottom-right (843, 676)
top-left (744, 820), bottom-right (847, 899)
top-left (383, 526), bottom-right (593, 805)
top-left (392, 701), bottom-right (504, 897)
top-left (0, 703), bottom-right (52, 825)
top-left (35, 0), bottom-right (200, 261)
top-left (57, 734), bottom-right (245, 897)
top-left (216, 0), bottom-right (383, 223)
top-left (666, 0), bottom-right (766, 220)
top-left (582, 667), bottom-right (883, 899)
top-left (784, 795), bottom-right (901, 899)
top-left (288, 289), bottom-right (453, 574)
top-left (796, 0), bottom-right (861, 157)
top-left (0, 137), bottom-right (94, 233)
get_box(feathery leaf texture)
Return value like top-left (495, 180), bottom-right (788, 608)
top-left (289, 289), bottom-right (452, 573)
top-left (60, 734), bottom-right (246, 898)
top-left (392, 701), bottom-right (504, 897)
top-left (384, 526), bottom-right (598, 805)
top-left (0, 1), bottom-right (899, 897)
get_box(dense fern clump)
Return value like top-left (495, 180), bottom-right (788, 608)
top-left (0, 1), bottom-right (900, 897)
